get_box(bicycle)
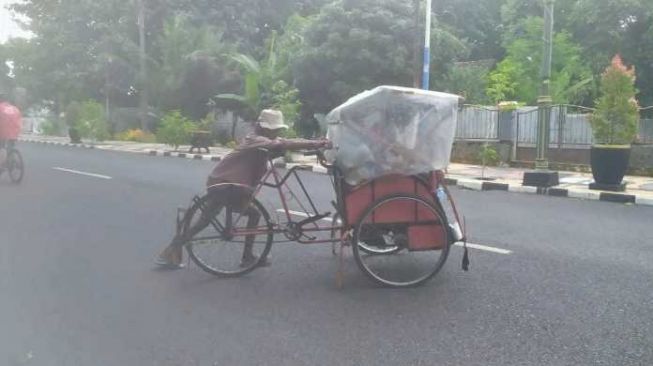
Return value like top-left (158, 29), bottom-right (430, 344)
top-left (0, 141), bottom-right (24, 184)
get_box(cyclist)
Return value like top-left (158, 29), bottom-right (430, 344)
top-left (0, 92), bottom-right (23, 167)
top-left (155, 109), bottom-right (331, 269)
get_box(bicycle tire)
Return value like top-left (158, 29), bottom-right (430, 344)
top-left (185, 193), bottom-right (273, 277)
top-left (8, 149), bottom-right (24, 184)
top-left (352, 194), bottom-right (451, 288)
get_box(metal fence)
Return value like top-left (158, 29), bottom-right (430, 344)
top-left (640, 106), bottom-right (653, 144)
top-left (515, 105), bottom-right (595, 147)
top-left (455, 105), bottom-right (498, 140)
top-left (456, 104), bottom-right (653, 146)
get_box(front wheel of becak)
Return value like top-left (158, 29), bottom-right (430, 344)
top-left (352, 194), bottom-right (450, 288)
top-left (184, 193), bottom-right (273, 277)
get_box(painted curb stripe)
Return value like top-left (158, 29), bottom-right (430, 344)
top-left (599, 192), bottom-right (636, 204)
top-left (482, 182), bottom-right (509, 191)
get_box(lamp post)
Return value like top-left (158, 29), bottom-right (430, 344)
top-left (422, 0), bottom-right (432, 90)
top-left (523, 0), bottom-right (559, 187)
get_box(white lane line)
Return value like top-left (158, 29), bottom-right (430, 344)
top-left (453, 242), bottom-right (512, 255)
top-left (52, 167), bottom-right (112, 180)
top-left (277, 209), bottom-right (333, 222)
top-left (279, 209), bottom-right (512, 255)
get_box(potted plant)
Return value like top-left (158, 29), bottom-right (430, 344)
top-left (589, 55), bottom-right (639, 190)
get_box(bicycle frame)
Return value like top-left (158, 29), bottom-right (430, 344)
top-left (207, 154), bottom-right (345, 245)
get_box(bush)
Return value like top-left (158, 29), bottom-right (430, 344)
top-left (156, 110), bottom-right (195, 149)
top-left (39, 119), bottom-right (64, 136)
top-left (74, 100), bottom-right (110, 141)
top-left (478, 145), bottom-right (500, 166)
top-left (590, 55), bottom-right (639, 145)
top-left (115, 129), bottom-right (157, 143)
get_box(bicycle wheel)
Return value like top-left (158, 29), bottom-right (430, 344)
top-left (352, 194), bottom-right (451, 288)
top-left (7, 149), bottom-right (24, 184)
top-left (185, 194), bottom-right (273, 277)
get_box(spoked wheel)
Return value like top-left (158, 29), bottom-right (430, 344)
top-left (184, 194), bottom-right (273, 277)
top-left (352, 194), bottom-right (451, 288)
top-left (7, 149), bottom-right (24, 184)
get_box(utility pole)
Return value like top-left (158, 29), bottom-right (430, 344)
top-left (523, 0), bottom-right (559, 187)
top-left (422, 0), bottom-right (432, 90)
top-left (413, 0), bottom-right (421, 88)
top-left (138, 0), bottom-right (149, 131)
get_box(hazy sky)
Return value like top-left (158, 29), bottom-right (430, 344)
top-left (0, 0), bottom-right (31, 43)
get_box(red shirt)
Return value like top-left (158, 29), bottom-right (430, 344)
top-left (0, 102), bottom-right (22, 140)
top-left (207, 134), bottom-right (325, 189)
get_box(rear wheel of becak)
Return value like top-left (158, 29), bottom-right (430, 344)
top-left (352, 194), bottom-right (450, 288)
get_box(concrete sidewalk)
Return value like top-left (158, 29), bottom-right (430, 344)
top-left (19, 134), bottom-right (653, 206)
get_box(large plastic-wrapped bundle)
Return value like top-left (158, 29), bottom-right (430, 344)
top-left (326, 86), bottom-right (460, 185)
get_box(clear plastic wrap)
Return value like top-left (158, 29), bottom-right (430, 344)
top-left (326, 86), bottom-right (460, 185)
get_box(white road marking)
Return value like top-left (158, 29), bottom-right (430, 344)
top-left (277, 209), bottom-right (333, 222)
top-left (279, 209), bottom-right (513, 255)
top-left (453, 242), bottom-right (512, 255)
top-left (52, 167), bottom-right (112, 180)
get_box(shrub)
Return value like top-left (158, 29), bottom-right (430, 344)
top-left (115, 129), bottom-right (157, 143)
top-left (39, 119), bottom-right (64, 136)
top-left (156, 110), bottom-right (195, 150)
top-left (590, 55), bottom-right (639, 146)
top-left (75, 100), bottom-right (110, 141)
top-left (478, 144), bottom-right (500, 166)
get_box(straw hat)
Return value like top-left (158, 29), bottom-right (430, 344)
top-left (257, 109), bottom-right (288, 130)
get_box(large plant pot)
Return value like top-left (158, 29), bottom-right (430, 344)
top-left (590, 146), bottom-right (631, 185)
top-left (68, 127), bottom-right (81, 144)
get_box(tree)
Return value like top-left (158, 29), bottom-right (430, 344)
top-left (293, 0), bottom-right (467, 123)
top-left (486, 17), bottom-right (593, 105)
top-left (149, 16), bottom-right (238, 119)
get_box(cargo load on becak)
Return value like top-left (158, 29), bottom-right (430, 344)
top-left (325, 86), bottom-right (461, 185)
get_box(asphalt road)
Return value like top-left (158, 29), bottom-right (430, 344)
top-left (1, 143), bottom-right (652, 366)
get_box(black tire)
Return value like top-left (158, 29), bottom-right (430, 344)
top-left (352, 194), bottom-right (451, 288)
top-left (185, 193), bottom-right (273, 277)
top-left (8, 149), bottom-right (24, 184)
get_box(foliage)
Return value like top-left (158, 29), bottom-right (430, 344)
top-left (439, 63), bottom-right (491, 105)
top-left (486, 17), bottom-right (593, 105)
top-left (115, 129), bottom-right (157, 143)
top-left (478, 144), bottom-right (500, 166)
top-left (73, 100), bottom-right (110, 141)
top-left (156, 110), bottom-right (195, 149)
top-left (590, 55), bottom-right (639, 145)
top-left (150, 15), bottom-right (239, 119)
top-left (39, 119), bottom-right (65, 136)
top-left (270, 81), bottom-right (302, 128)
top-left (293, 0), bottom-right (467, 119)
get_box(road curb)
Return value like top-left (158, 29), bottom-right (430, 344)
top-left (19, 137), bottom-right (653, 207)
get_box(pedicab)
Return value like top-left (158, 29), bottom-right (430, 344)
top-left (181, 86), bottom-right (468, 288)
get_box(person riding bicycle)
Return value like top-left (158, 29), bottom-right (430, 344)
top-left (0, 92), bottom-right (23, 167)
top-left (155, 109), bottom-right (331, 269)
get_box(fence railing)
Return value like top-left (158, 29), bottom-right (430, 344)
top-left (456, 104), bottom-right (653, 146)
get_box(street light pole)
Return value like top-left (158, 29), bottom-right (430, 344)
top-left (422, 0), bottom-right (432, 90)
top-left (522, 0), bottom-right (559, 187)
top-left (535, 0), bottom-right (554, 170)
